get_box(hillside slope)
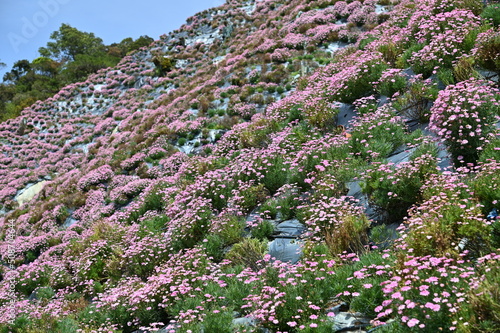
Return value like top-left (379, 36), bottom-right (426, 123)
top-left (1, 0), bottom-right (500, 332)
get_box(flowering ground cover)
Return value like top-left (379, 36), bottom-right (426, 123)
top-left (0, 0), bottom-right (499, 332)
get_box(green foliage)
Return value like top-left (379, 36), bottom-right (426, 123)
top-left (201, 310), bottom-right (234, 333)
top-left (358, 36), bottom-right (377, 50)
top-left (410, 140), bottom-right (438, 161)
top-left (238, 183), bottom-right (269, 213)
top-left (251, 220), bottom-right (275, 240)
top-left (0, 24), bottom-right (150, 122)
top-left (39, 23), bottom-right (106, 61)
top-left (471, 161), bottom-right (500, 214)
top-left (203, 234), bottom-right (226, 261)
top-left (128, 187), bottom-right (166, 223)
top-left (475, 30), bottom-right (500, 73)
top-left (396, 43), bottom-right (424, 70)
top-left (392, 79), bottom-right (438, 122)
top-left (225, 238), bottom-right (268, 271)
top-left (0, 315), bottom-right (32, 333)
top-left (177, 137), bottom-right (187, 146)
top-left (259, 187), bottom-right (300, 220)
top-left (482, 4), bottom-right (500, 27)
top-left (479, 137), bottom-right (500, 163)
top-left (61, 53), bottom-right (119, 83)
top-left (108, 35), bottom-right (154, 57)
top-left (139, 214), bottom-right (169, 235)
top-left (153, 56), bottom-right (176, 76)
top-left (338, 61), bottom-right (388, 103)
top-left (338, 251), bottom-right (392, 316)
top-left (349, 107), bottom-right (408, 162)
top-left (361, 154), bottom-right (438, 221)
top-left (36, 286), bottom-right (55, 300)
top-left (287, 104), bottom-right (304, 123)
top-left (376, 72), bottom-right (407, 97)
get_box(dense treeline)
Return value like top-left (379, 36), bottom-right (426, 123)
top-left (0, 24), bottom-right (153, 122)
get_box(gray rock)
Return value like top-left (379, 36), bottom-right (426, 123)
top-left (337, 103), bottom-right (356, 128)
top-left (330, 312), bottom-right (372, 332)
top-left (369, 223), bottom-right (400, 249)
top-left (63, 216), bottom-right (78, 228)
top-left (436, 144), bottom-right (452, 171)
top-left (274, 219), bottom-right (305, 237)
top-left (233, 316), bottom-right (257, 327)
top-left (478, 69), bottom-right (499, 82)
top-left (327, 302), bottom-right (349, 316)
top-left (268, 238), bottom-right (303, 264)
top-left (386, 147), bottom-right (415, 165)
top-left (346, 181), bottom-right (385, 223)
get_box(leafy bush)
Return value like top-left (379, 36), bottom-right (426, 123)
top-left (392, 77), bottom-right (438, 122)
top-left (225, 238), bottom-right (268, 271)
top-left (469, 254), bottom-right (500, 332)
top-left (474, 28), bottom-right (500, 73)
top-left (481, 4), bottom-right (500, 27)
top-left (376, 68), bottom-right (407, 97)
top-left (349, 105), bottom-right (408, 161)
top-left (177, 137), bottom-right (187, 146)
top-left (429, 79), bottom-right (500, 165)
top-left (401, 174), bottom-right (492, 257)
top-left (471, 161), bottom-right (500, 214)
top-left (360, 153), bottom-right (438, 222)
top-left (152, 55), bottom-right (175, 76)
top-left (300, 196), bottom-right (370, 257)
top-left (251, 219), bottom-right (275, 240)
top-left (479, 137), bottom-right (500, 163)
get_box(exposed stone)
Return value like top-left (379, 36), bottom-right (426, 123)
top-left (386, 146), bottom-right (415, 165)
top-left (330, 312), bottom-right (372, 332)
top-left (337, 103), bottom-right (356, 128)
top-left (346, 181), bottom-right (383, 223)
top-left (274, 219), bottom-right (306, 237)
top-left (233, 316), bottom-right (257, 327)
top-left (327, 302), bottom-right (350, 316)
top-left (268, 238), bottom-right (303, 264)
top-left (15, 181), bottom-right (49, 206)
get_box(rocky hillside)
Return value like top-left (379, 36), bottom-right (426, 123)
top-left (0, 0), bottom-right (499, 332)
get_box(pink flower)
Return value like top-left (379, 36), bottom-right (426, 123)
top-left (407, 318), bottom-right (420, 327)
top-left (425, 302), bottom-right (441, 311)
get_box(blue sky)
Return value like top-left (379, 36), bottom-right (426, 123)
top-left (0, 0), bottom-right (223, 78)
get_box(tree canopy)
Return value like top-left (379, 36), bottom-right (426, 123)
top-left (38, 23), bottom-right (107, 61)
top-left (0, 24), bottom-right (154, 122)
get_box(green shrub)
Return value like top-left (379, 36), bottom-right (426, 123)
top-left (225, 238), bottom-right (268, 271)
top-left (475, 29), bottom-right (500, 73)
top-left (469, 260), bottom-right (500, 332)
top-left (177, 137), bottom-right (187, 146)
top-left (479, 137), bottom-right (500, 163)
top-left (471, 161), bottom-right (500, 214)
top-left (251, 220), bottom-right (275, 240)
top-left (392, 78), bottom-right (438, 122)
top-left (201, 310), bottom-right (234, 333)
top-left (238, 183), bottom-right (269, 213)
top-left (360, 154), bottom-right (438, 222)
top-left (36, 286), bottom-right (55, 300)
top-left (482, 4), bottom-right (500, 27)
top-left (152, 56), bottom-right (175, 76)
top-left (203, 234), bottom-right (225, 262)
top-left (337, 60), bottom-right (388, 103)
top-left (349, 106), bottom-right (408, 161)
top-left (376, 69), bottom-right (408, 97)
top-left (406, 177), bottom-right (492, 257)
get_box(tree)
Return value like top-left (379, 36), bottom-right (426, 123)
top-left (108, 35), bottom-right (154, 58)
top-left (39, 23), bottom-right (106, 61)
top-left (3, 60), bottom-right (31, 84)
